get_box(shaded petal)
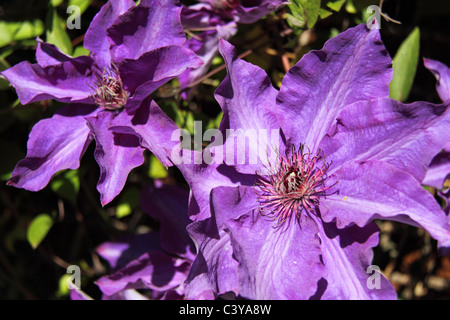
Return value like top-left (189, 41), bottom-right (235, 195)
top-left (1, 56), bottom-right (95, 105)
top-left (108, 0), bottom-right (186, 62)
top-left (215, 39), bottom-right (282, 173)
top-left (175, 154), bottom-right (257, 221)
top-left (120, 46), bottom-right (203, 112)
top-left (36, 40), bottom-right (72, 67)
top-left (234, 0), bottom-right (286, 24)
top-left (424, 58), bottom-right (450, 103)
top-left (86, 111), bottom-right (145, 206)
top-left (185, 218), bottom-right (240, 298)
top-left (111, 99), bottom-right (181, 167)
top-left (210, 185), bottom-right (325, 299)
top-left (7, 104), bottom-right (96, 191)
top-left (422, 150), bottom-right (450, 189)
top-left (96, 233), bottom-right (162, 270)
top-left (276, 24), bottom-right (392, 152)
top-left (320, 98), bottom-right (450, 182)
top-left (320, 160), bottom-right (450, 253)
top-left (179, 23), bottom-right (237, 93)
top-left (84, 0), bottom-right (135, 68)
top-left (96, 251), bottom-right (190, 296)
top-left (315, 219), bottom-right (397, 300)
top-left (140, 183), bottom-right (196, 260)
top-left (70, 288), bottom-right (93, 300)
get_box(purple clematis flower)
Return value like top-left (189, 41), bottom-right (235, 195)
top-left (93, 181), bottom-right (202, 299)
top-left (175, 24), bottom-right (450, 299)
top-left (2, 0), bottom-right (203, 205)
top-left (422, 58), bottom-right (450, 214)
top-left (179, 0), bottom-right (285, 96)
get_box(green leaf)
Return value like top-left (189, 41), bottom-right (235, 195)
top-left (345, 0), bottom-right (357, 14)
top-left (72, 45), bottom-right (89, 57)
top-left (51, 170), bottom-right (80, 204)
top-left (148, 154), bottom-right (168, 179)
top-left (389, 27), bottom-right (420, 102)
top-left (27, 214), bottom-right (53, 249)
top-left (46, 9), bottom-right (73, 55)
top-left (0, 20), bottom-right (44, 47)
top-left (287, 0), bottom-right (321, 29)
top-left (68, 0), bottom-right (92, 14)
top-left (50, 0), bottom-right (64, 7)
top-left (327, 0), bottom-right (346, 12)
top-left (116, 187), bottom-right (140, 218)
top-left (319, 8), bottom-right (333, 19)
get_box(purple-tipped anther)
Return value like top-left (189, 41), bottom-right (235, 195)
top-left (256, 145), bottom-right (336, 227)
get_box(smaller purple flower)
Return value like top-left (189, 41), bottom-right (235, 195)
top-left (2, 0), bottom-right (203, 205)
top-left (94, 182), bottom-right (204, 299)
top-left (179, 0), bottom-right (286, 96)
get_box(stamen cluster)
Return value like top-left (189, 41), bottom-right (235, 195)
top-left (256, 145), bottom-right (336, 227)
top-left (92, 65), bottom-right (128, 110)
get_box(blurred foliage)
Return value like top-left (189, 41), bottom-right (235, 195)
top-left (0, 0), bottom-right (449, 300)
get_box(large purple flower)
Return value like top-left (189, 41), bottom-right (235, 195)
top-left (179, 0), bottom-right (285, 95)
top-left (2, 0), bottom-right (203, 205)
top-left (176, 24), bottom-right (450, 299)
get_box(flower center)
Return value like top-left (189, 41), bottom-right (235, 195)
top-left (92, 65), bottom-right (128, 110)
top-left (211, 0), bottom-right (240, 11)
top-left (256, 145), bottom-right (336, 227)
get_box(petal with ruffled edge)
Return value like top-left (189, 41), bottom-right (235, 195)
top-left (95, 251), bottom-right (191, 296)
top-left (110, 98), bottom-right (181, 168)
top-left (84, 0), bottom-right (135, 68)
top-left (35, 40), bottom-right (72, 67)
top-left (210, 185), bottom-right (325, 299)
top-left (119, 46), bottom-right (203, 113)
top-left (178, 23), bottom-right (237, 94)
top-left (107, 0), bottom-right (186, 62)
top-left (422, 149), bottom-right (450, 189)
top-left (424, 58), bottom-right (450, 103)
top-left (234, 0), bottom-right (286, 24)
top-left (320, 160), bottom-right (450, 254)
top-left (214, 39), bottom-right (282, 174)
top-left (86, 111), bottom-right (145, 206)
top-left (140, 183), bottom-right (195, 260)
top-left (276, 24), bottom-right (392, 152)
top-left (1, 56), bottom-right (95, 105)
top-left (7, 104), bottom-right (96, 191)
top-left (320, 98), bottom-right (450, 183)
top-left (314, 219), bottom-right (397, 299)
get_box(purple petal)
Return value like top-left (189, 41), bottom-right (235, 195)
top-left (119, 45), bottom-right (203, 111)
top-left (108, 0), bottom-right (186, 62)
top-left (215, 39), bottom-right (282, 173)
top-left (84, 0), bottom-right (135, 68)
top-left (70, 288), bottom-right (93, 300)
top-left (179, 24), bottom-right (237, 92)
top-left (140, 183), bottom-right (195, 260)
top-left (211, 185), bottom-right (325, 299)
top-left (320, 160), bottom-right (450, 253)
top-left (1, 56), bottom-right (95, 105)
top-left (234, 0), bottom-right (286, 24)
top-left (422, 150), bottom-right (450, 189)
top-left (111, 99), bottom-right (181, 167)
top-left (320, 98), bottom-right (450, 183)
top-left (424, 58), bottom-right (450, 103)
top-left (96, 233), bottom-right (161, 270)
top-left (276, 24), bottom-right (392, 152)
top-left (7, 104), bottom-right (96, 191)
top-left (35, 40), bottom-right (72, 67)
top-left (316, 220), bottom-right (397, 299)
top-left (96, 251), bottom-right (190, 296)
top-left (86, 110), bottom-right (145, 206)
